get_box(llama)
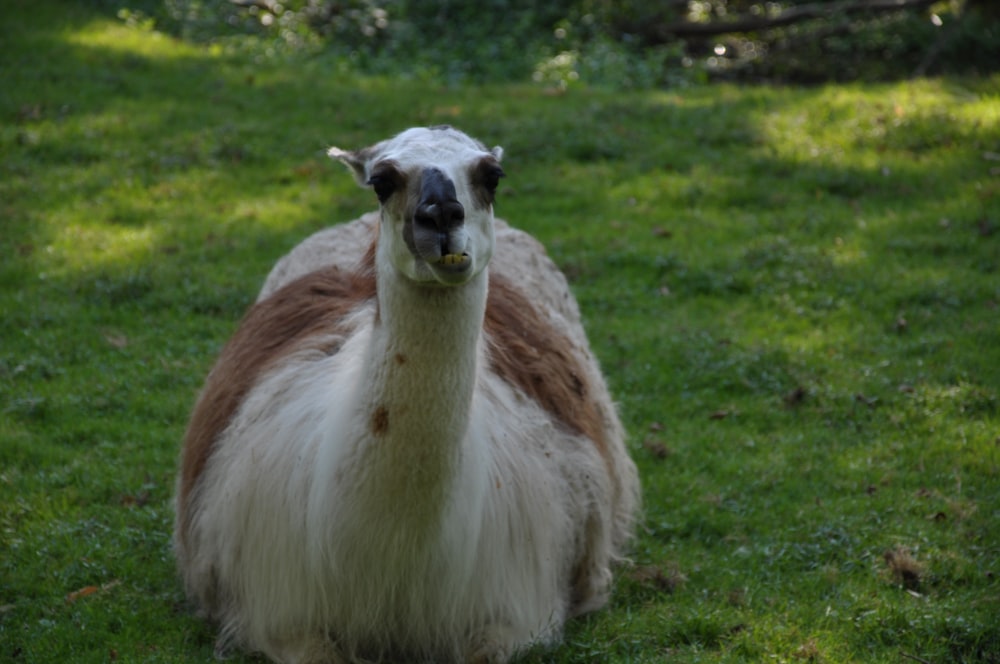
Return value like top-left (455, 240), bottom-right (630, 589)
top-left (174, 126), bottom-right (640, 664)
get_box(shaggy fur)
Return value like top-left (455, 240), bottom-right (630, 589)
top-left (174, 127), bottom-right (640, 664)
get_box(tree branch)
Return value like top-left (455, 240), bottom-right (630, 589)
top-left (913, 0), bottom-right (972, 76)
top-left (229, 0), bottom-right (283, 12)
top-left (635, 0), bottom-right (939, 41)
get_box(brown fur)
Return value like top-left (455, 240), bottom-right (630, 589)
top-left (470, 156), bottom-right (504, 209)
top-left (484, 275), bottom-right (609, 462)
top-left (370, 405), bottom-right (390, 436)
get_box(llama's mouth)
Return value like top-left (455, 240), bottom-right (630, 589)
top-left (432, 252), bottom-right (472, 278)
top-left (437, 253), bottom-right (470, 268)
top-left (416, 251), bottom-right (472, 285)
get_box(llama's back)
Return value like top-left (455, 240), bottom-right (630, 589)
top-left (257, 212), bottom-right (381, 302)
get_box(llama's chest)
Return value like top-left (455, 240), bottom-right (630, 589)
top-left (196, 339), bottom-right (596, 656)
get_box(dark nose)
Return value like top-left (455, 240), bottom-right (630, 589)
top-left (415, 167), bottom-right (465, 232)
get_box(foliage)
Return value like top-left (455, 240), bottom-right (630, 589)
top-left (2, 2), bottom-right (1000, 663)
top-left (701, 1), bottom-right (1000, 83)
top-left (119, 0), bottom-right (693, 85)
top-left (123, 0), bottom-right (1000, 86)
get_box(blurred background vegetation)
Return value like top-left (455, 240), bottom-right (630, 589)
top-left (109, 0), bottom-right (999, 87)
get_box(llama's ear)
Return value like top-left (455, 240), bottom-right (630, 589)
top-left (490, 146), bottom-right (504, 162)
top-left (327, 147), bottom-right (370, 187)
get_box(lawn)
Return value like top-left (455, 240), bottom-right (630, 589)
top-left (2, 1), bottom-right (999, 662)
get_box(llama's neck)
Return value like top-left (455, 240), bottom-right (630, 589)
top-left (350, 253), bottom-right (488, 516)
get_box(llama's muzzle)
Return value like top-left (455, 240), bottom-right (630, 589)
top-left (407, 167), bottom-right (470, 268)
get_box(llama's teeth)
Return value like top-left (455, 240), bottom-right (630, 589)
top-left (439, 253), bottom-right (468, 266)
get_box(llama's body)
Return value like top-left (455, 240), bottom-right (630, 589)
top-left (174, 127), bottom-right (640, 664)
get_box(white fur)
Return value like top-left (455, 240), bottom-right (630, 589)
top-left (176, 127), bottom-right (639, 663)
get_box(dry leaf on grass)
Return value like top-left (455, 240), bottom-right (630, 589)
top-left (65, 580), bottom-right (120, 604)
top-left (884, 547), bottom-right (923, 591)
top-left (630, 563), bottom-right (687, 594)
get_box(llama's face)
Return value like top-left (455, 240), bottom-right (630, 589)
top-left (330, 126), bottom-right (504, 286)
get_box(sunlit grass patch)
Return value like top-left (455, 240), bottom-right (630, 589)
top-left (63, 12), bottom-right (203, 61)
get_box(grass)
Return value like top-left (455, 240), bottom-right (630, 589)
top-left (2, 1), bottom-right (999, 662)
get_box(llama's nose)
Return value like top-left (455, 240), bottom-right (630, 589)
top-left (415, 168), bottom-right (465, 232)
top-left (414, 200), bottom-right (465, 233)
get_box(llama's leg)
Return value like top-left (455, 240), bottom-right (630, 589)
top-left (265, 633), bottom-right (348, 664)
top-left (464, 624), bottom-right (519, 664)
top-left (569, 560), bottom-right (613, 618)
top-left (568, 511), bottom-right (614, 618)
top-left (213, 636), bottom-right (232, 661)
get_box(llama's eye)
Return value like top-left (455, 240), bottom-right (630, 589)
top-left (472, 162), bottom-right (505, 207)
top-left (479, 165), bottom-right (505, 194)
top-left (367, 175), bottom-right (396, 203)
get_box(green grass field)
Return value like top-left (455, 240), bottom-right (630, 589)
top-left (2, 2), bottom-right (999, 662)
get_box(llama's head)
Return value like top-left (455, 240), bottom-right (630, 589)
top-left (330, 126), bottom-right (504, 286)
